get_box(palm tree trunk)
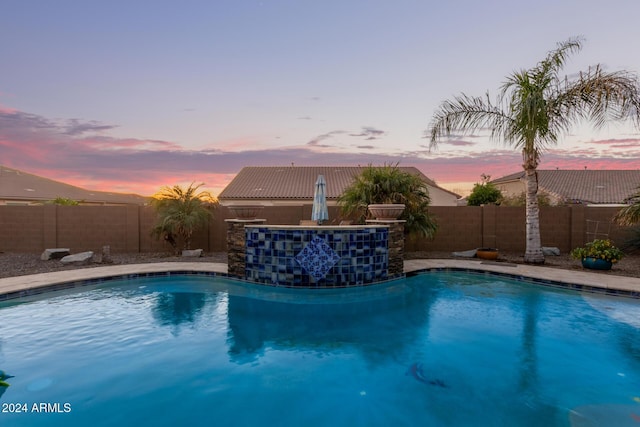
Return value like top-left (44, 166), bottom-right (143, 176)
top-left (523, 163), bottom-right (545, 264)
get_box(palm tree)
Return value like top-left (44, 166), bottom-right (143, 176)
top-left (615, 188), bottom-right (640, 226)
top-left (151, 182), bottom-right (217, 252)
top-left (429, 37), bottom-right (640, 263)
top-left (337, 163), bottom-right (437, 238)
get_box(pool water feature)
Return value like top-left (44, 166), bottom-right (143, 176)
top-left (1, 271), bottom-right (640, 426)
top-left (242, 224), bottom-right (395, 287)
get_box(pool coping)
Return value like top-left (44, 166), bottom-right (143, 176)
top-left (404, 259), bottom-right (640, 297)
top-left (0, 259), bottom-right (639, 301)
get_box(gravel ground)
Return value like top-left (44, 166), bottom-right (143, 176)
top-left (0, 252), bottom-right (228, 279)
top-left (2, 250), bottom-right (640, 279)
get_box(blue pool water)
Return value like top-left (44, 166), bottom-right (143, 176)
top-left (1, 271), bottom-right (640, 426)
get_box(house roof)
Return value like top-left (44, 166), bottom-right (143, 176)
top-left (218, 166), bottom-right (456, 200)
top-left (0, 165), bottom-right (149, 205)
top-left (491, 169), bottom-right (640, 204)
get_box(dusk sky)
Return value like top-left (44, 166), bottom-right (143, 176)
top-left (2, 0), bottom-right (640, 197)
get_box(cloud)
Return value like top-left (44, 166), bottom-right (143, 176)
top-left (2, 108), bottom-right (640, 197)
top-left (587, 138), bottom-right (640, 144)
top-left (64, 119), bottom-right (118, 136)
top-left (0, 103), bottom-right (17, 114)
top-left (349, 126), bottom-right (386, 139)
top-left (421, 139), bottom-right (475, 148)
top-left (307, 130), bottom-right (346, 146)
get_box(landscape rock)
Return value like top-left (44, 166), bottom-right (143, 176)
top-left (182, 249), bottom-right (203, 257)
top-left (40, 248), bottom-right (71, 261)
top-left (60, 251), bottom-right (94, 265)
top-left (542, 247), bottom-right (561, 256)
top-left (452, 249), bottom-right (477, 258)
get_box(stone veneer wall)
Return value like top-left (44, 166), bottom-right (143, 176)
top-left (226, 219), bottom-right (266, 278)
top-left (367, 220), bottom-right (405, 277)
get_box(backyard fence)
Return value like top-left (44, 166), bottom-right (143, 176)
top-left (0, 204), bottom-right (632, 255)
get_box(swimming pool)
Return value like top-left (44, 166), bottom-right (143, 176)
top-left (1, 271), bottom-right (639, 426)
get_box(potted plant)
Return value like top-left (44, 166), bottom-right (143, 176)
top-left (337, 163), bottom-right (437, 238)
top-left (476, 248), bottom-right (499, 260)
top-left (367, 203), bottom-right (406, 220)
top-left (228, 205), bottom-right (264, 220)
top-left (570, 239), bottom-right (624, 270)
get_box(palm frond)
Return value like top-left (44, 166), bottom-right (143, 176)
top-left (151, 182), bottom-right (217, 250)
top-left (555, 65), bottom-right (640, 129)
top-left (615, 188), bottom-right (640, 226)
top-left (429, 93), bottom-right (513, 149)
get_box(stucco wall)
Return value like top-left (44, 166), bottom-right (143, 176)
top-left (0, 204), bottom-right (632, 255)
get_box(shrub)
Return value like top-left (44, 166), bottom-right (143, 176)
top-left (467, 182), bottom-right (502, 206)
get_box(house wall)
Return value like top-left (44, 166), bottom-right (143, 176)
top-left (220, 186), bottom-right (459, 207)
top-left (0, 204), bottom-right (633, 255)
top-left (494, 180), bottom-right (523, 198)
top-left (494, 181), bottom-right (563, 205)
top-left (426, 186), bottom-right (459, 206)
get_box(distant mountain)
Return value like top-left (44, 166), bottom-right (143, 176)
top-left (0, 165), bottom-right (149, 205)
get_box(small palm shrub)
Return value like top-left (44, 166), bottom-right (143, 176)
top-left (337, 163), bottom-right (437, 238)
top-left (151, 182), bottom-right (217, 252)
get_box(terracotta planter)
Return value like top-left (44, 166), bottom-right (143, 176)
top-left (476, 248), bottom-right (499, 260)
top-left (581, 257), bottom-right (612, 270)
top-left (228, 205), bottom-right (264, 220)
top-left (367, 204), bottom-right (405, 220)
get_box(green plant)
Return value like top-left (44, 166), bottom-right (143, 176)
top-left (467, 174), bottom-right (503, 206)
top-left (47, 197), bottom-right (79, 206)
top-left (570, 239), bottom-right (624, 263)
top-left (337, 163), bottom-right (437, 238)
top-left (615, 187), bottom-right (640, 226)
top-left (621, 225), bottom-right (640, 254)
top-left (500, 192), bottom-right (552, 207)
top-left (151, 182), bottom-right (217, 252)
top-left (429, 37), bottom-right (640, 264)
top-left (0, 369), bottom-right (12, 387)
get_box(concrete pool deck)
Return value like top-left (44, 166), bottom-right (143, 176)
top-left (1, 259), bottom-right (639, 300)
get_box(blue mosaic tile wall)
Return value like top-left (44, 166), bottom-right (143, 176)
top-left (245, 227), bottom-right (390, 287)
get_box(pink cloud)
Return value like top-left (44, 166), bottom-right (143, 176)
top-left (79, 136), bottom-right (182, 151)
top-left (586, 138), bottom-right (640, 145)
top-left (0, 104), bottom-right (16, 114)
top-left (2, 107), bottom-right (640, 197)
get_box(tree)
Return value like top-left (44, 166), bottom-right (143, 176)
top-left (337, 163), bottom-right (437, 238)
top-left (151, 182), bottom-right (217, 252)
top-left (429, 37), bottom-right (640, 263)
top-left (467, 174), bottom-right (502, 206)
top-left (614, 188), bottom-right (640, 226)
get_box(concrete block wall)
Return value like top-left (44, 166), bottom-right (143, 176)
top-left (0, 204), bottom-right (635, 255)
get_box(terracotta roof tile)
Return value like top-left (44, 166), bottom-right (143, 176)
top-left (218, 166), bottom-right (439, 200)
top-left (0, 165), bottom-right (148, 205)
top-left (491, 169), bottom-right (640, 204)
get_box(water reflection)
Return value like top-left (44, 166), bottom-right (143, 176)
top-left (152, 292), bottom-right (207, 333)
top-left (0, 369), bottom-right (13, 401)
top-left (225, 282), bottom-right (437, 365)
top-left (518, 291), bottom-right (540, 392)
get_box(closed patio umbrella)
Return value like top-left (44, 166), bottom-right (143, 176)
top-left (311, 175), bottom-right (329, 224)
